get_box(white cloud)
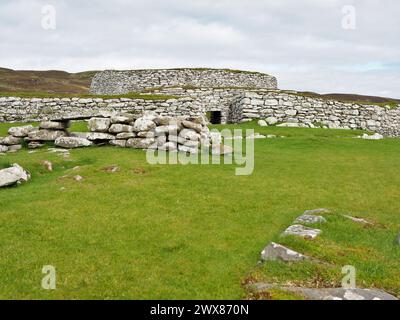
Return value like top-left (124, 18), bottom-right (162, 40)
top-left (0, 0), bottom-right (399, 97)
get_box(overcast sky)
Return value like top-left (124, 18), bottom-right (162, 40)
top-left (1, 0), bottom-right (399, 97)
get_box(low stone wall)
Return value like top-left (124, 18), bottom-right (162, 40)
top-left (230, 91), bottom-right (400, 136)
top-left (0, 96), bottom-right (204, 123)
top-left (90, 69), bottom-right (278, 94)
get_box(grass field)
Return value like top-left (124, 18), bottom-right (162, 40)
top-left (0, 122), bottom-right (400, 299)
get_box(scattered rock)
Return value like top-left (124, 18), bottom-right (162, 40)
top-left (342, 215), bottom-right (373, 225)
top-left (266, 117), bottom-right (278, 125)
top-left (0, 164), bottom-right (31, 187)
top-left (303, 208), bottom-right (330, 215)
top-left (101, 165), bottom-right (119, 173)
top-left (283, 225), bottom-right (322, 239)
top-left (258, 120), bottom-right (268, 127)
top-left (362, 133), bottom-right (384, 140)
top-left (42, 161), bottom-right (53, 172)
top-left (294, 215), bottom-right (327, 225)
top-left (261, 242), bottom-right (309, 262)
top-left (73, 175), bottom-right (83, 182)
top-left (266, 135), bottom-right (277, 139)
top-left (251, 284), bottom-right (398, 300)
top-left (246, 133), bottom-right (266, 139)
top-left (55, 136), bottom-right (93, 149)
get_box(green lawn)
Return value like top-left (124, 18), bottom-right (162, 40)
top-left (0, 122), bottom-right (399, 299)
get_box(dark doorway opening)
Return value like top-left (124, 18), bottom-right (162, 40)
top-left (209, 111), bottom-right (222, 124)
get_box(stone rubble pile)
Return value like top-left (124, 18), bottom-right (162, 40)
top-left (26, 120), bottom-right (70, 149)
top-left (51, 112), bottom-right (227, 154)
top-left (0, 125), bottom-right (35, 153)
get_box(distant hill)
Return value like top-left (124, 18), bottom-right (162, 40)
top-left (0, 67), bottom-right (96, 94)
top-left (0, 67), bottom-right (398, 104)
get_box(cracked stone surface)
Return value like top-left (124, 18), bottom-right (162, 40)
top-left (283, 225), bottom-right (322, 239)
top-left (294, 214), bottom-right (327, 225)
top-left (252, 283), bottom-right (398, 300)
top-left (303, 208), bottom-right (330, 215)
top-left (261, 242), bottom-right (309, 263)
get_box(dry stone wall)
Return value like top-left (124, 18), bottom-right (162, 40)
top-left (230, 91), bottom-right (400, 137)
top-left (0, 96), bottom-right (204, 123)
top-left (90, 69), bottom-right (278, 94)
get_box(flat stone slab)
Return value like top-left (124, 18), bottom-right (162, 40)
top-left (342, 215), bottom-right (373, 225)
top-left (294, 214), bottom-right (327, 225)
top-left (283, 225), bottom-right (322, 239)
top-left (252, 283), bottom-right (398, 300)
top-left (303, 208), bottom-right (330, 215)
top-left (0, 164), bottom-right (30, 187)
top-left (261, 242), bottom-right (309, 263)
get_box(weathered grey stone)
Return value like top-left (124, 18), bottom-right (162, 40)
top-left (28, 129), bottom-right (67, 141)
top-left (266, 117), bottom-right (278, 125)
top-left (179, 128), bottom-right (200, 141)
top-left (159, 142), bottom-right (178, 151)
top-left (304, 208), bottom-right (330, 215)
top-left (126, 138), bottom-right (156, 149)
top-left (0, 164), bottom-right (30, 187)
top-left (155, 125), bottom-right (180, 135)
top-left (40, 121), bottom-right (68, 130)
top-left (0, 136), bottom-right (22, 145)
top-left (88, 118), bottom-right (111, 132)
top-left (261, 242), bottom-right (309, 262)
top-left (108, 124), bottom-right (133, 133)
top-left (0, 145), bottom-right (8, 153)
top-left (258, 120), bottom-right (268, 127)
top-left (7, 144), bottom-right (23, 152)
top-left (283, 225), bottom-right (322, 239)
top-left (132, 117), bottom-right (156, 132)
top-left (111, 114), bottom-right (135, 124)
top-left (178, 145), bottom-right (199, 154)
top-left (294, 215), bottom-right (327, 225)
top-left (181, 120), bottom-right (202, 133)
top-left (55, 137), bottom-right (93, 149)
top-left (116, 132), bottom-right (136, 139)
top-left (69, 132), bottom-right (91, 139)
top-left (8, 125), bottom-right (35, 137)
top-left (168, 135), bottom-right (187, 145)
top-left (109, 139), bottom-right (127, 148)
top-left (86, 132), bottom-right (116, 141)
top-left (362, 133), bottom-right (384, 140)
top-left (246, 133), bottom-right (266, 139)
top-left (251, 283), bottom-right (398, 300)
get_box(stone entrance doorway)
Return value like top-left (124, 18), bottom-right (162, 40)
top-left (209, 111), bottom-right (222, 124)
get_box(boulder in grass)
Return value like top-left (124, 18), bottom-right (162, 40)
top-left (55, 137), bottom-right (93, 149)
top-left (7, 145), bottom-right (23, 152)
top-left (28, 141), bottom-right (44, 149)
top-left (88, 117), bottom-right (112, 132)
top-left (0, 136), bottom-right (22, 145)
top-left (283, 225), bottom-right (321, 239)
top-left (0, 164), bottom-right (30, 187)
top-left (261, 242), bottom-right (309, 262)
top-left (211, 144), bottom-right (234, 155)
top-left (258, 120), bottom-right (268, 127)
top-left (28, 129), bottom-right (67, 141)
top-left (8, 125), bottom-right (35, 137)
